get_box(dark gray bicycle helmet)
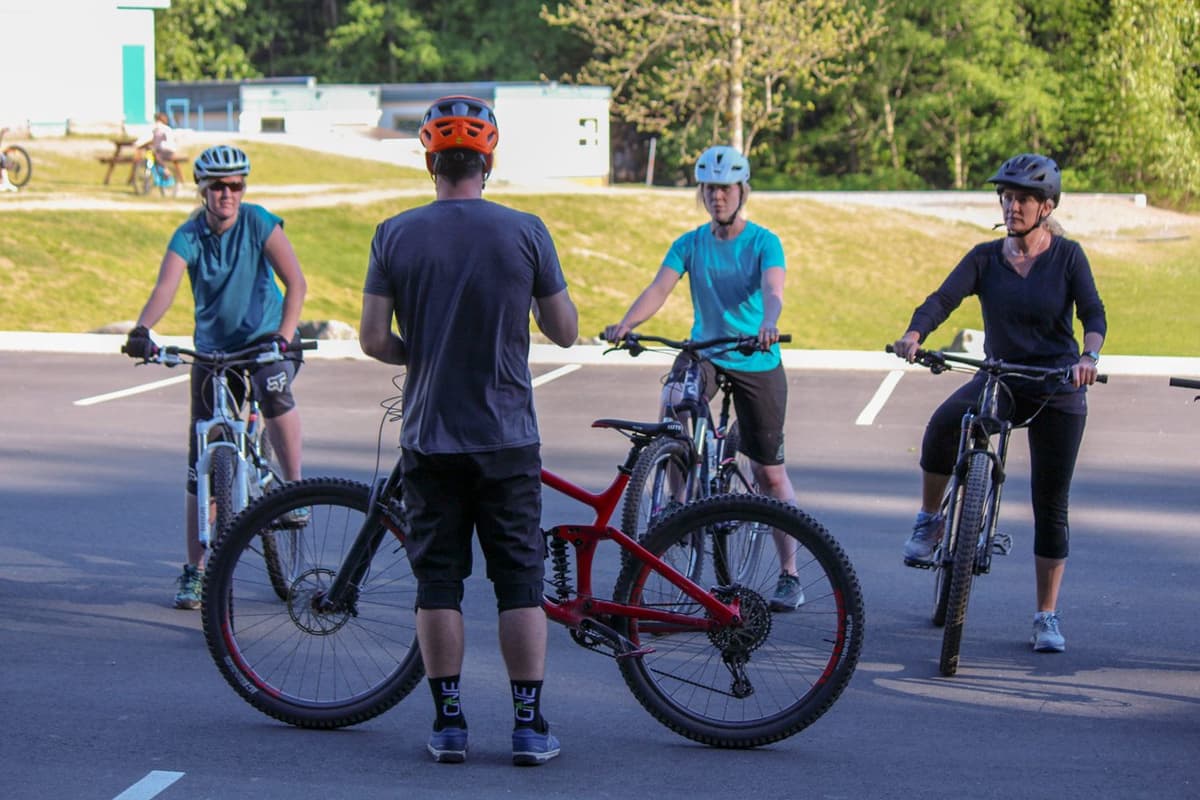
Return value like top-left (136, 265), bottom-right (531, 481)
top-left (986, 153), bottom-right (1061, 206)
top-left (193, 144), bottom-right (251, 183)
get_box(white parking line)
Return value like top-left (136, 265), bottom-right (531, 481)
top-left (112, 771), bottom-right (184, 800)
top-left (74, 374), bottom-right (190, 407)
top-left (532, 363), bottom-right (582, 387)
top-left (856, 370), bottom-right (905, 426)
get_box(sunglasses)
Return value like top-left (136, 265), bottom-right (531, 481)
top-left (208, 181), bottom-right (246, 194)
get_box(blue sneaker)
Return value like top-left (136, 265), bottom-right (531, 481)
top-left (427, 726), bottom-right (468, 763)
top-left (903, 511), bottom-right (944, 566)
top-left (512, 726), bottom-right (560, 766)
top-left (1031, 612), bottom-right (1066, 653)
top-left (173, 564), bottom-right (203, 610)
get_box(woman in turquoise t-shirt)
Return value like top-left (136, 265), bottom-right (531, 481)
top-left (124, 145), bottom-right (308, 610)
top-left (603, 145), bottom-right (803, 612)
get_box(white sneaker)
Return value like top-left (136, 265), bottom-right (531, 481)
top-left (1031, 611), bottom-right (1066, 652)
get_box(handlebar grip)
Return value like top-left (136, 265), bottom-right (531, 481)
top-left (297, 339), bottom-right (319, 351)
top-left (779, 334), bottom-right (792, 343)
top-left (884, 343), bottom-right (896, 354)
top-left (1096, 375), bottom-right (1108, 384)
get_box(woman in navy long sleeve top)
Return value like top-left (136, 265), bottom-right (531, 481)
top-left (892, 153), bottom-right (1107, 655)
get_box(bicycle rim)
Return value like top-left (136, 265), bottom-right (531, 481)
top-left (201, 478), bottom-right (423, 728)
top-left (939, 452), bottom-right (989, 676)
top-left (4, 145), bottom-right (32, 187)
top-left (613, 494), bottom-right (863, 747)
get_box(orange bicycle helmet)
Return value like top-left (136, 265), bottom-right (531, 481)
top-left (419, 95), bottom-right (499, 174)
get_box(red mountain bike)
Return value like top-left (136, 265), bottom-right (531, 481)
top-left (201, 417), bottom-right (864, 748)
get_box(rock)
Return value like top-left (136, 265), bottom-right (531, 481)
top-left (299, 319), bottom-right (358, 340)
top-left (949, 328), bottom-right (985, 355)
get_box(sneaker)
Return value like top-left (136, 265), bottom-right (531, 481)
top-left (903, 511), bottom-right (945, 565)
top-left (427, 726), bottom-right (468, 763)
top-left (173, 564), bottom-right (203, 610)
top-left (1031, 611), bottom-right (1066, 653)
top-left (279, 506), bottom-right (311, 527)
top-left (512, 726), bottom-right (560, 766)
top-left (769, 572), bottom-right (805, 611)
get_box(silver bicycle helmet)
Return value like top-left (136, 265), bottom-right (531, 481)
top-left (193, 145), bottom-right (251, 183)
top-left (987, 153), bottom-right (1061, 206)
top-left (695, 145), bottom-right (750, 185)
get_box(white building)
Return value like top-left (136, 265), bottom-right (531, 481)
top-left (160, 79), bottom-right (614, 186)
top-left (0, 0), bottom-right (169, 135)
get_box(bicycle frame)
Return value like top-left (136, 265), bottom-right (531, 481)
top-left (667, 356), bottom-right (741, 499)
top-left (192, 369), bottom-right (269, 548)
top-left (317, 421), bottom-right (743, 648)
top-left (942, 376), bottom-right (1011, 576)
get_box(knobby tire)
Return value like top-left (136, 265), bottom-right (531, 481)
top-left (3, 145), bottom-right (32, 187)
top-left (939, 451), bottom-right (990, 676)
top-left (201, 478), bottom-right (424, 729)
top-left (612, 494), bottom-right (864, 747)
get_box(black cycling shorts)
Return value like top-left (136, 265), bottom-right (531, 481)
top-left (401, 444), bottom-right (545, 612)
top-left (664, 354), bottom-right (789, 466)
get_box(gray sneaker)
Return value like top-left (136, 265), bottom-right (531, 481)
top-left (1031, 611), bottom-right (1066, 652)
top-left (903, 511), bottom-right (944, 566)
top-left (769, 573), bottom-right (805, 612)
top-left (173, 564), bottom-right (203, 610)
top-left (279, 506), bottom-right (311, 527)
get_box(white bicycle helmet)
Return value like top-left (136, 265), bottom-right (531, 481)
top-left (695, 145), bottom-right (750, 185)
top-left (193, 145), bottom-right (251, 183)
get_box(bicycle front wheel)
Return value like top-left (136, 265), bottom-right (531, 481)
top-left (939, 451), bottom-right (989, 676)
top-left (621, 435), bottom-right (697, 539)
top-left (131, 159), bottom-right (153, 195)
top-left (613, 494), bottom-right (864, 747)
top-left (210, 446), bottom-right (236, 538)
top-left (3, 145), bottom-right (32, 187)
top-left (201, 478), bottom-right (424, 728)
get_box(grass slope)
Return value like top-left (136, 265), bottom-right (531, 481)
top-left (1, 136), bottom-right (1196, 355)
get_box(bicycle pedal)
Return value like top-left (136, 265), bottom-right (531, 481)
top-left (903, 557), bottom-right (936, 570)
top-left (992, 533), bottom-right (1013, 556)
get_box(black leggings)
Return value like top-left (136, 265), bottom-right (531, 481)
top-left (920, 376), bottom-right (1087, 560)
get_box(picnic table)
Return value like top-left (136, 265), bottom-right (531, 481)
top-left (98, 136), bottom-right (187, 186)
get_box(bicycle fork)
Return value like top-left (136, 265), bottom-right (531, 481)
top-left (315, 460), bottom-right (408, 616)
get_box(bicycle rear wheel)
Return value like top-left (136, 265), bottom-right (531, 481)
top-left (713, 420), bottom-right (768, 585)
top-left (3, 145), bottom-right (32, 187)
top-left (939, 452), bottom-right (990, 676)
top-left (613, 494), bottom-right (864, 747)
top-left (201, 478), bottom-right (424, 728)
top-left (250, 434), bottom-right (301, 602)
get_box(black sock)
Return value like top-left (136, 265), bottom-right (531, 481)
top-left (429, 675), bottom-right (466, 730)
top-left (511, 679), bottom-right (546, 732)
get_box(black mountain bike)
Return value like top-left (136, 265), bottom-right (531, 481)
top-left (605, 332), bottom-right (791, 585)
top-left (890, 345), bottom-right (1106, 676)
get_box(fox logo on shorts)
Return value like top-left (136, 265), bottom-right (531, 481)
top-left (266, 372), bottom-right (289, 393)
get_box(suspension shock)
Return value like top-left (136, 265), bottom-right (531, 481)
top-left (547, 529), bottom-right (571, 602)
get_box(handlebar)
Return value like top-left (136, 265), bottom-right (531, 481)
top-left (1169, 377), bottom-right (1200, 390)
top-left (603, 331), bottom-right (792, 358)
top-left (125, 338), bottom-right (318, 367)
top-left (885, 344), bottom-right (1108, 384)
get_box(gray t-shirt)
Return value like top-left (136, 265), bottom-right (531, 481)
top-left (364, 198), bottom-right (568, 454)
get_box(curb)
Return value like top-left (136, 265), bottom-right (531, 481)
top-left (2, 331), bottom-right (1196, 376)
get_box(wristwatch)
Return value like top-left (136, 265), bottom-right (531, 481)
top-left (1081, 350), bottom-right (1100, 364)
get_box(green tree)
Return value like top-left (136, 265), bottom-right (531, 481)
top-left (542, 0), bottom-right (884, 175)
top-left (1078, 0), bottom-right (1200, 200)
top-left (154, 0), bottom-right (260, 80)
